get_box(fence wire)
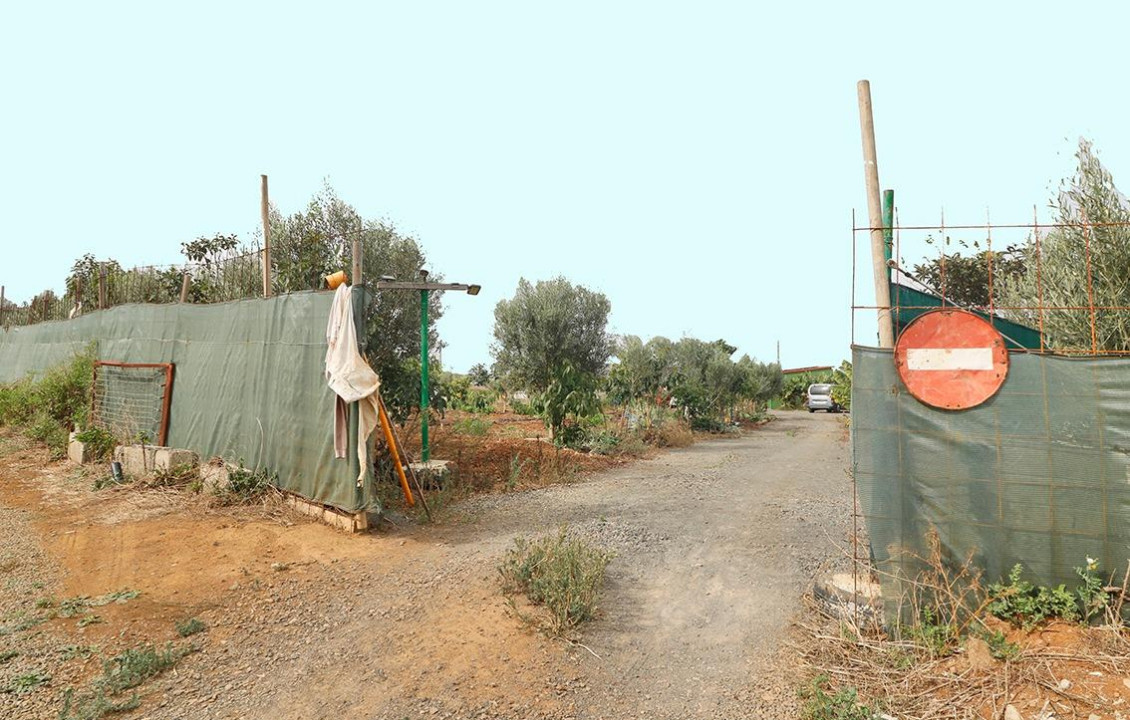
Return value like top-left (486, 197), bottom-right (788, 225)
top-left (852, 214), bottom-right (1130, 355)
top-left (0, 244), bottom-right (276, 329)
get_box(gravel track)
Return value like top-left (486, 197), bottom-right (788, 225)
top-left (0, 411), bottom-right (852, 719)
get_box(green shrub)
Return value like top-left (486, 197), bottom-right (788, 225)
top-left (214, 463), bottom-right (276, 504)
top-left (987, 564), bottom-right (1079, 628)
top-left (499, 527), bottom-right (613, 636)
top-left (0, 348), bottom-right (94, 457)
top-left (27, 411), bottom-right (70, 459)
top-left (75, 426), bottom-right (117, 462)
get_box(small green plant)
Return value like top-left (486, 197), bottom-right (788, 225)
top-left (1076, 557), bottom-right (1110, 622)
top-left (175, 617), bottom-right (206, 637)
top-left (904, 605), bottom-right (958, 658)
top-left (498, 526), bottom-right (613, 636)
top-left (74, 426), bottom-right (117, 462)
top-left (979, 629), bottom-right (1021, 661)
top-left (77, 614), bottom-right (103, 628)
top-left (99, 643), bottom-right (192, 694)
top-left (215, 463), bottom-right (276, 504)
top-left (59, 687), bottom-right (140, 720)
top-left (452, 416), bottom-right (491, 436)
top-left (0, 613), bottom-right (48, 635)
top-left (0, 650), bottom-right (17, 664)
top-left (2, 670), bottom-right (49, 694)
top-left (34, 596), bottom-right (54, 609)
top-left (505, 454), bottom-right (528, 491)
top-left (59, 644), bottom-right (98, 661)
top-left (799, 675), bottom-right (875, 720)
top-left (987, 564), bottom-right (1079, 628)
top-left (91, 589), bottom-right (139, 606)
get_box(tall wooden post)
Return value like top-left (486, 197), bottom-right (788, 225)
top-left (260, 174), bottom-right (272, 298)
top-left (179, 272), bottom-right (191, 303)
top-left (857, 80), bottom-right (895, 348)
top-left (0, 285), bottom-right (5, 327)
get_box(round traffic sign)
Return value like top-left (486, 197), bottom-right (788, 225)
top-left (894, 309), bottom-right (1009, 410)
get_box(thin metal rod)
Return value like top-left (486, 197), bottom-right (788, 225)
top-left (1083, 215), bottom-right (1099, 354)
top-left (1034, 205), bottom-right (1045, 352)
top-left (420, 288), bottom-right (430, 462)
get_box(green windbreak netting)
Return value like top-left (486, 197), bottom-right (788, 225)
top-left (853, 346), bottom-right (1130, 617)
top-left (0, 291), bottom-right (372, 512)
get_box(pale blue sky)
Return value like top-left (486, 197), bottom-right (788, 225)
top-left (3, 1), bottom-right (1127, 371)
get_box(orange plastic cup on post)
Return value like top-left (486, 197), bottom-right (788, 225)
top-left (325, 271), bottom-right (348, 290)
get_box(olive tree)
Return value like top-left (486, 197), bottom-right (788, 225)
top-left (491, 277), bottom-right (613, 437)
top-left (1000, 139), bottom-right (1130, 351)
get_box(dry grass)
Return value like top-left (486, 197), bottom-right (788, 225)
top-left (799, 533), bottom-right (1130, 719)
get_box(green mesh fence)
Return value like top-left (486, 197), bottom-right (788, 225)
top-left (853, 346), bottom-right (1130, 619)
top-left (0, 291), bottom-right (372, 512)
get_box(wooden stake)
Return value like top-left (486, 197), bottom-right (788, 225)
top-left (857, 80), bottom-right (895, 348)
top-left (351, 234), bottom-right (362, 288)
top-left (98, 265), bottom-right (107, 310)
top-left (260, 174), bottom-right (272, 298)
top-left (0, 285), bottom-right (5, 327)
top-left (179, 272), bottom-right (191, 303)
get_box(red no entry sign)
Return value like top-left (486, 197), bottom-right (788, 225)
top-left (894, 309), bottom-right (1009, 410)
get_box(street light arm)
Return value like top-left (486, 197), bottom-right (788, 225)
top-left (373, 281), bottom-right (473, 292)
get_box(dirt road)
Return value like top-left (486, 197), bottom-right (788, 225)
top-left (0, 411), bottom-right (851, 720)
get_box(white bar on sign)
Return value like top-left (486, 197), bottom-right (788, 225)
top-left (906, 347), bottom-right (994, 371)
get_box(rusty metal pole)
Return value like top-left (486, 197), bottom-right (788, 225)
top-left (857, 80), bottom-right (895, 348)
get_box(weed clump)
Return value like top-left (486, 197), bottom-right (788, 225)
top-left (214, 463), bottom-right (276, 504)
top-left (499, 526), bottom-right (613, 636)
top-left (986, 564), bottom-right (1078, 628)
top-left (100, 643), bottom-right (192, 694)
top-left (175, 617), bottom-right (206, 637)
top-left (799, 675), bottom-right (875, 720)
top-left (74, 426), bottom-right (117, 462)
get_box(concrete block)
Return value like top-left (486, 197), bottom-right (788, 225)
top-left (200, 458), bottom-right (234, 492)
top-left (284, 494), bottom-right (368, 533)
top-left (68, 432), bottom-right (93, 465)
top-left (113, 445), bottom-right (162, 478)
top-left (409, 459), bottom-right (453, 489)
top-left (154, 447), bottom-right (198, 473)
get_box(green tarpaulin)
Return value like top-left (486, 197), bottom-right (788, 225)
top-left (0, 291), bottom-right (372, 512)
top-left (853, 345), bottom-right (1130, 620)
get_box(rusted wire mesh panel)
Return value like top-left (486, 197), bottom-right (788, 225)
top-left (91, 362), bottom-right (173, 446)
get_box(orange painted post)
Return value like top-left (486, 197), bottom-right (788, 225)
top-left (378, 396), bottom-right (415, 507)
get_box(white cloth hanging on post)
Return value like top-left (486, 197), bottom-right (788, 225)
top-left (324, 284), bottom-right (380, 486)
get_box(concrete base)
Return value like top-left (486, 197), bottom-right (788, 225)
top-left (284, 493), bottom-right (369, 533)
top-left (67, 433), bottom-right (93, 465)
top-left (200, 458), bottom-right (236, 492)
top-left (409, 459), bottom-right (453, 489)
top-left (113, 445), bottom-right (199, 478)
top-left (822, 572), bottom-right (882, 602)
